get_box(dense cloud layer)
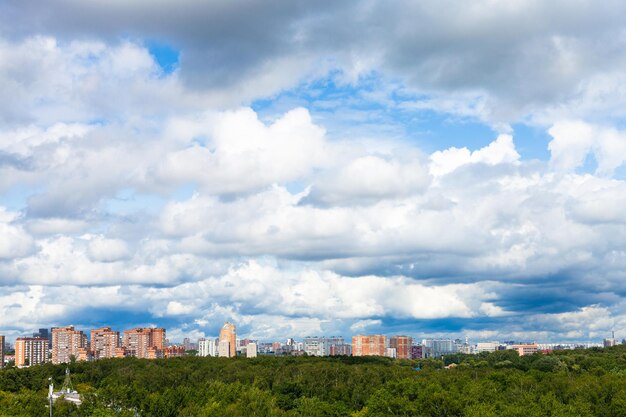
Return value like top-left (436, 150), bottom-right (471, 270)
top-left (0, 2), bottom-right (626, 342)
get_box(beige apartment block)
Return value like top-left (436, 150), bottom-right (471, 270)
top-left (15, 337), bottom-right (48, 367)
top-left (123, 328), bottom-right (166, 359)
top-left (91, 327), bottom-right (121, 359)
top-left (219, 322), bottom-right (237, 358)
top-left (52, 326), bottom-right (88, 364)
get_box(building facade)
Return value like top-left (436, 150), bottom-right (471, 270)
top-left (352, 335), bottom-right (386, 357)
top-left (389, 336), bottom-right (412, 359)
top-left (476, 342), bottom-right (501, 354)
top-left (15, 337), bottom-right (48, 367)
top-left (411, 344), bottom-right (423, 359)
top-left (246, 342), bottom-right (258, 358)
top-left (52, 326), bottom-right (88, 364)
top-left (303, 337), bottom-right (327, 356)
top-left (218, 322), bottom-right (237, 358)
top-left (0, 335), bottom-right (4, 368)
top-left (422, 339), bottom-right (456, 358)
top-left (123, 328), bottom-right (166, 359)
top-left (198, 338), bottom-right (218, 357)
top-left (91, 327), bottom-right (121, 360)
top-left (164, 346), bottom-right (186, 358)
top-left (330, 343), bottom-right (352, 356)
top-left (509, 343), bottom-right (538, 356)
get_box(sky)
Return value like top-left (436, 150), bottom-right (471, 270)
top-left (1, 0), bottom-right (626, 344)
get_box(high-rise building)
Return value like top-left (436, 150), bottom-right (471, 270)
top-left (422, 339), bottom-right (456, 358)
top-left (123, 328), bottom-right (166, 359)
top-left (91, 327), bottom-right (121, 359)
top-left (0, 335), bottom-right (4, 368)
top-left (218, 340), bottom-right (231, 357)
top-left (218, 322), bottom-right (236, 358)
top-left (352, 335), bottom-right (386, 357)
top-left (198, 338), bottom-right (218, 357)
top-left (247, 342), bottom-right (258, 358)
top-left (304, 337), bottom-right (327, 356)
top-left (604, 332), bottom-right (617, 348)
top-left (151, 328), bottom-right (166, 350)
top-left (389, 336), bottom-right (412, 359)
top-left (52, 326), bottom-right (88, 364)
top-left (411, 344), bottom-right (423, 359)
top-left (33, 328), bottom-right (51, 349)
top-left (330, 343), bottom-right (352, 356)
top-left (15, 337), bottom-right (48, 367)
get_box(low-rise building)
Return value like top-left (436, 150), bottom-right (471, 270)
top-left (508, 343), bottom-right (538, 356)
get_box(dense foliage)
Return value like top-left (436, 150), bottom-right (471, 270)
top-left (2, 346), bottom-right (626, 416)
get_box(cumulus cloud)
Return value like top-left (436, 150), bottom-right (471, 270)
top-left (429, 134), bottom-right (520, 177)
top-left (4, 1), bottom-right (626, 126)
top-left (548, 121), bottom-right (626, 175)
top-left (0, 208), bottom-right (35, 259)
top-left (1, 3), bottom-right (626, 343)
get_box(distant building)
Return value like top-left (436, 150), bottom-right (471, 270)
top-left (247, 342), bottom-right (258, 358)
top-left (0, 335), bottom-right (4, 368)
top-left (77, 347), bottom-right (91, 361)
top-left (330, 343), bottom-right (352, 356)
top-left (182, 337), bottom-right (197, 351)
top-left (603, 331), bottom-right (618, 348)
top-left (237, 338), bottom-right (254, 355)
top-left (389, 336), bottom-right (412, 359)
top-left (476, 342), bottom-right (500, 354)
top-left (218, 340), bottom-right (231, 357)
top-left (385, 347), bottom-right (397, 358)
top-left (15, 337), bottom-right (48, 367)
top-left (198, 338), bottom-right (218, 357)
top-left (352, 335), bottom-right (386, 357)
top-left (91, 327), bottom-right (121, 360)
top-left (304, 337), bottom-right (327, 356)
top-left (218, 322), bottom-right (237, 358)
top-left (508, 343), bottom-right (538, 356)
top-left (52, 327), bottom-right (88, 364)
top-left (422, 339), bottom-right (456, 358)
top-left (33, 328), bottom-right (51, 348)
top-left (411, 344), bottom-right (423, 359)
top-left (164, 346), bottom-right (186, 358)
top-left (123, 328), bottom-right (166, 359)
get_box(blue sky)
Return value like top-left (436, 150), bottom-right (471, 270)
top-left (0, 0), bottom-right (626, 344)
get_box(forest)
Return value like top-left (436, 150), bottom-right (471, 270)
top-left (2, 345), bottom-right (626, 416)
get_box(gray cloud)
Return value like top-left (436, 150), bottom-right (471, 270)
top-left (1, 2), bottom-right (626, 341)
top-left (3, 0), bottom-right (626, 125)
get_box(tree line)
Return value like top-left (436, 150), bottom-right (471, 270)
top-left (2, 345), bottom-right (626, 416)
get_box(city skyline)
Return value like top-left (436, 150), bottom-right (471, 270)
top-left (1, 2), bottom-right (626, 343)
top-left (0, 322), bottom-right (620, 347)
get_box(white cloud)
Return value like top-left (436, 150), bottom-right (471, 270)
top-left (87, 235), bottom-right (130, 262)
top-left (0, 208), bottom-right (35, 259)
top-left (1, 16), bottom-right (626, 342)
top-left (549, 121), bottom-right (626, 175)
top-left (156, 107), bottom-right (333, 194)
top-left (429, 134), bottom-right (520, 177)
